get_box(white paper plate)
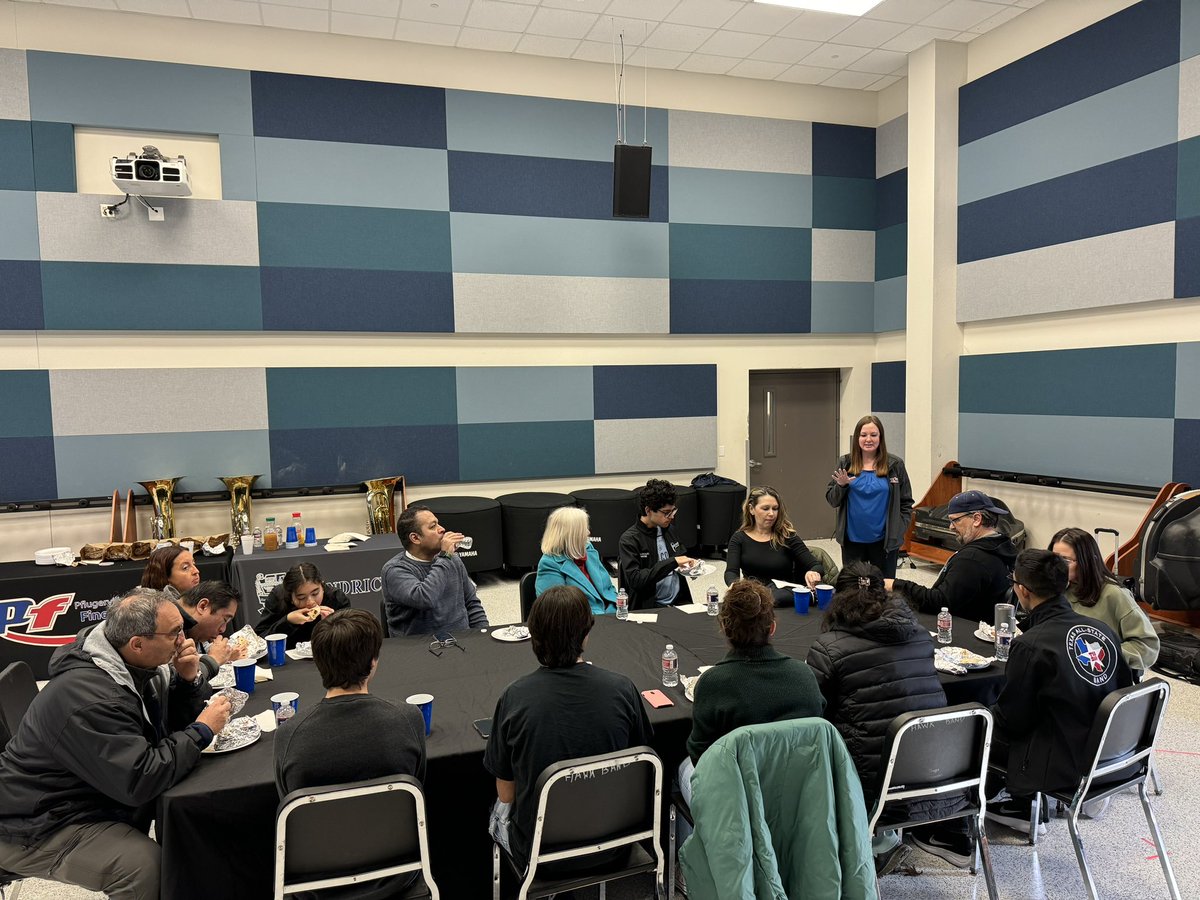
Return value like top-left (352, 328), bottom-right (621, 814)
top-left (682, 563), bottom-right (716, 579)
top-left (490, 626), bottom-right (531, 643)
top-left (202, 716), bottom-right (261, 754)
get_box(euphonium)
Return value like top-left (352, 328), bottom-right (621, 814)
top-left (138, 477), bottom-right (182, 540)
top-left (219, 475), bottom-right (261, 539)
top-left (363, 476), bottom-right (402, 535)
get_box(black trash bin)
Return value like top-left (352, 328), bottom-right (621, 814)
top-left (570, 488), bottom-right (638, 560)
top-left (671, 484), bottom-right (699, 553)
top-left (407, 496), bottom-right (503, 574)
top-left (496, 492), bottom-right (576, 570)
top-left (697, 482), bottom-right (747, 550)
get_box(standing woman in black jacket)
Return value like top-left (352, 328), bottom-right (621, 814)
top-left (254, 563), bottom-right (350, 648)
top-left (824, 415), bottom-right (913, 578)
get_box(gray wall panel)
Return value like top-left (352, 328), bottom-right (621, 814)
top-left (812, 228), bottom-right (874, 282)
top-left (668, 110), bottom-right (811, 175)
top-left (876, 113), bottom-right (906, 178)
top-left (1181, 55), bottom-right (1200, 141)
top-left (453, 274), bottom-right (669, 334)
top-left (0, 50), bottom-right (29, 120)
top-left (455, 366), bottom-right (594, 423)
top-left (594, 416), bottom-right (716, 474)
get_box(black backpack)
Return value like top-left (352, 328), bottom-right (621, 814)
top-left (1151, 628), bottom-right (1200, 685)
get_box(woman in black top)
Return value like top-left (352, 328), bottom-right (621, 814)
top-left (724, 486), bottom-right (824, 606)
top-left (254, 563), bottom-right (351, 648)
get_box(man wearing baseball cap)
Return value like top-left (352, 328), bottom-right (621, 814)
top-left (886, 490), bottom-right (1017, 623)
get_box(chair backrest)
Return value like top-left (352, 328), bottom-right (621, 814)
top-left (526, 747), bottom-right (661, 872)
top-left (1077, 678), bottom-right (1170, 795)
top-left (869, 703), bottom-right (993, 834)
top-left (275, 774), bottom-right (436, 899)
top-left (0, 662), bottom-right (38, 750)
top-left (519, 572), bottom-right (538, 622)
top-left (809, 545), bottom-right (840, 586)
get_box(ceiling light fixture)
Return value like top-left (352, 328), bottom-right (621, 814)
top-left (752, 0), bottom-right (885, 15)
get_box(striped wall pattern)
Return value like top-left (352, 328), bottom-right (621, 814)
top-left (0, 364), bottom-right (717, 502)
top-left (959, 343), bottom-right (1200, 487)
top-left (871, 360), bottom-right (906, 458)
top-left (0, 49), bottom-right (902, 336)
top-left (956, 0), bottom-right (1200, 322)
top-left (875, 114), bottom-right (907, 333)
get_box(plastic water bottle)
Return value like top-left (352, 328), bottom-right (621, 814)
top-left (706, 585), bottom-right (720, 616)
top-left (937, 607), bottom-right (953, 644)
top-left (995, 622), bottom-right (1012, 661)
top-left (252, 526), bottom-right (263, 548)
top-left (661, 644), bottom-right (679, 687)
top-left (615, 589), bottom-right (629, 621)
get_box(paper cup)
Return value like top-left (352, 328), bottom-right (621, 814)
top-left (265, 633), bottom-right (287, 667)
top-left (815, 583), bottom-right (834, 611)
top-left (240, 535), bottom-right (254, 556)
top-left (233, 658), bottom-right (256, 694)
top-left (271, 691), bottom-right (300, 726)
top-left (793, 587), bottom-right (812, 615)
top-left (406, 693), bottom-right (434, 735)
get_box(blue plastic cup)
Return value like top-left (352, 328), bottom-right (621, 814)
top-left (406, 693), bottom-right (434, 735)
top-left (233, 658), bottom-right (256, 694)
top-left (815, 583), bottom-right (834, 611)
top-left (265, 633), bottom-right (287, 667)
top-left (793, 587), bottom-right (812, 615)
top-left (271, 691), bottom-right (299, 726)
top-left (304, 527), bottom-right (316, 546)
top-left (285, 526), bottom-right (298, 548)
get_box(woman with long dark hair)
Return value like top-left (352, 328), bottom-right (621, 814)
top-left (254, 563), bottom-right (350, 648)
top-left (723, 486), bottom-right (825, 606)
top-left (140, 544), bottom-right (200, 599)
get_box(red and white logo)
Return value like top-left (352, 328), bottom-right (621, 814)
top-left (0, 594), bottom-right (77, 646)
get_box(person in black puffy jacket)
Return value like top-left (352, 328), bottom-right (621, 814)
top-left (806, 563), bottom-right (971, 872)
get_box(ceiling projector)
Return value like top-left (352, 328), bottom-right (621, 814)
top-left (110, 145), bottom-right (191, 197)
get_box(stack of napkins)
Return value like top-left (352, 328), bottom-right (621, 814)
top-left (324, 531), bottom-right (370, 552)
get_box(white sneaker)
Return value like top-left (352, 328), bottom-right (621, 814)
top-left (1080, 796), bottom-right (1112, 820)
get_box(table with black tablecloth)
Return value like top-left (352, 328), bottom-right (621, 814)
top-left (157, 615), bottom-right (701, 900)
top-left (0, 552), bottom-right (230, 679)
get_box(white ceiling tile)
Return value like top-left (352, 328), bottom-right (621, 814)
top-left (331, 10), bottom-right (396, 36)
top-left (677, 52), bottom-right (740, 74)
top-left (775, 10), bottom-right (852, 42)
top-left (191, 0), bottom-right (262, 26)
top-left (720, 2), bottom-right (802, 36)
top-left (464, 0), bottom-right (535, 31)
top-left (920, 0), bottom-right (1007, 31)
top-left (821, 69), bottom-right (879, 89)
top-left (573, 39), bottom-right (618, 63)
top-left (846, 47), bottom-right (907, 74)
top-left (527, 6), bottom-right (598, 39)
top-left (333, 0), bottom-right (400, 15)
top-left (775, 63), bottom-right (839, 84)
top-left (726, 58), bottom-right (790, 80)
top-left (1015, 0), bottom-right (1042, 6)
top-left (865, 74), bottom-right (902, 90)
top-left (605, 0), bottom-right (678, 18)
top-left (261, 3), bottom-right (330, 30)
top-left (116, 0), bottom-right (190, 16)
top-left (457, 25), bottom-right (521, 49)
top-left (645, 22), bottom-right (715, 53)
top-left (867, 0), bottom-right (951, 25)
top-left (44, 0), bottom-right (117, 8)
top-left (697, 28), bottom-right (769, 57)
top-left (970, 3), bottom-right (1024, 32)
top-left (585, 16), bottom-right (654, 45)
top-left (626, 46), bottom-right (690, 68)
top-left (516, 32), bottom-right (581, 56)
top-left (881, 23), bottom-right (958, 52)
top-left (540, 0), bottom-right (610, 12)
top-left (798, 41), bottom-right (870, 68)
top-left (399, 0), bottom-right (469, 26)
top-left (950, 29), bottom-right (979, 41)
top-left (749, 36), bottom-right (821, 65)
top-left (395, 18), bottom-right (460, 42)
top-left (832, 16), bottom-right (909, 48)
top-left (664, 0), bottom-right (742, 29)
top-left (259, 0), bottom-right (329, 9)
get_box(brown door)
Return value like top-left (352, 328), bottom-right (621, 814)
top-left (748, 370), bottom-right (840, 538)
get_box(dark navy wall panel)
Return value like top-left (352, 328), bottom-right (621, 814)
top-left (961, 345), bottom-right (1177, 418)
top-left (876, 168), bottom-right (907, 231)
top-left (31, 122), bottom-right (75, 192)
top-left (267, 367), bottom-right (457, 430)
top-left (0, 437), bottom-right (57, 501)
top-left (593, 364), bottom-right (717, 420)
top-left (458, 421), bottom-right (593, 481)
top-left (250, 72), bottom-right (446, 148)
top-left (0, 261), bottom-right (44, 330)
top-left (448, 151), bottom-right (668, 222)
top-left (871, 361), bottom-right (906, 413)
top-left (1174, 418), bottom-right (1200, 484)
top-left (1177, 216), bottom-right (1200, 297)
top-left (960, 0), bottom-right (1181, 145)
top-left (812, 123), bottom-right (875, 178)
top-left (270, 425), bottom-right (459, 487)
top-left (958, 145), bottom-right (1178, 263)
top-left (260, 268), bottom-right (454, 333)
top-left (0, 120), bottom-right (34, 190)
top-left (669, 279), bottom-right (810, 334)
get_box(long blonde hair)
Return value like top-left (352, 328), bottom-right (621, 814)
top-left (540, 506), bottom-right (590, 559)
top-left (848, 415), bottom-right (890, 476)
top-left (739, 487), bottom-right (797, 549)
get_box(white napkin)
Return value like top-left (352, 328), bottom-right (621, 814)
top-left (327, 532), bottom-right (370, 544)
top-left (285, 648), bottom-right (312, 661)
top-left (324, 543), bottom-right (355, 552)
top-left (201, 542), bottom-right (226, 556)
top-left (626, 612), bottom-right (658, 623)
top-left (698, 665), bottom-right (713, 673)
top-left (254, 709), bottom-right (277, 733)
top-left (674, 603), bottom-right (709, 615)
top-left (255, 666), bottom-right (273, 683)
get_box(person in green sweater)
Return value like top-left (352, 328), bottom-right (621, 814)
top-left (1050, 527), bottom-right (1160, 672)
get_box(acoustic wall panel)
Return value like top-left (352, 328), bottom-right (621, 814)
top-left (219, 133), bottom-right (258, 202)
top-left (669, 280), bottom-right (811, 334)
top-left (0, 120), bottom-right (34, 191)
top-left (811, 123), bottom-right (875, 179)
top-left (812, 229), bottom-right (874, 282)
top-left (810, 282), bottom-right (874, 333)
top-left (1178, 215), bottom-right (1200, 297)
top-left (269, 425), bottom-right (459, 487)
top-left (1177, 341), bottom-right (1200, 417)
top-left (811, 176), bottom-right (875, 231)
top-left (1178, 136), bottom-right (1200, 219)
top-left (257, 204), bottom-right (449, 270)
top-left (266, 367), bottom-right (457, 430)
top-left (874, 277), bottom-right (906, 333)
top-left (260, 268), bottom-right (453, 334)
top-left (0, 262), bottom-right (42, 330)
top-left (0, 190), bottom-right (39, 259)
top-left (31, 121), bottom-right (75, 193)
top-left (871, 361), bottom-right (906, 414)
top-left (667, 111), bottom-right (811, 175)
top-left (876, 114), bottom-right (906, 179)
top-left (875, 168), bottom-right (906, 231)
top-left (1185, 0), bottom-right (1200, 59)
top-left (458, 421), bottom-right (594, 481)
top-left (0, 50), bottom-right (29, 120)
top-left (668, 167), bottom-right (810, 228)
top-left (593, 364), bottom-right (717, 421)
top-left (1187, 56), bottom-right (1200, 140)
top-left (670, 224), bottom-right (810, 281)
top-left (452, 274), bottom-right (669, 334)
top-left (594, 417), bottom-right (717, 474)
top-left (455, 367), bottom-right (594, 424)
top-left (875, 223), bottom-right (906, 283)
top-left (1175, 418), bottom-right (1200, 483)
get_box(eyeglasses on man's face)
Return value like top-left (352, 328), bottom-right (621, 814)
top-left (655, 507), bottom-right (677, 518)
top-left (142, 626), bottom-right (185, 641)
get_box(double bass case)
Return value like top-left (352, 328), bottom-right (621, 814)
top-left (1138, 488), bottom-right (1200, 610)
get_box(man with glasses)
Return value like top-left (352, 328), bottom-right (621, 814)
top-left (0, 587), bottom-right (231, 899)
top-left (886, 489), bottom-right (1018, 624)
top-left (618, 478), bottom-right (697, 610)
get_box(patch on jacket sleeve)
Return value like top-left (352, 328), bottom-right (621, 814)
top-left (1065, 624), bottom-right (1119, 686)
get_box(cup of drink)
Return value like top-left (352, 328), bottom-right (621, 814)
top-left (458, 536), bottom-right (473, 551)
top-left (793, 587), bottom-right (812, 615)
top-left (285, 526), bottom-right (299, 549)
top-left (815, 584), bottom-right (834, 611)
top-left (304, 527), bottom-right (316, 546)
top-left (406, 693), bottom-right (434, 735)
top-left (271, 691), bottom-right (299, 726)
top-left (240, 534), bottom-right (253, 556)
top-left (994, 602), bottom-right (1016, 637)
top-left (265, 633), bottom-right (287, 667)
top-left (233, 658), bottom-right (256, 694)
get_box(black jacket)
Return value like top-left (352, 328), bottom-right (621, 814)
top-left (254, 582), bottom-right (352, 647)
top-left (805, 601), bottom-right (961, 821)
top-left (617, 520), bottom-right (693, 611)
top-left (825, 453), bottom-right (914, 552)
top-left (992, 595), bottom-right (1132, 795)
top-left (0, 622), bottom-right (210, 845)
top-left (893, 532), bottom-right (1018, 623)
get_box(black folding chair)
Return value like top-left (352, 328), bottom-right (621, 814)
top-left (0, 662), bottom-right (38, 752)
top-left (274, 775), bottom-right (439, 899)
top-left (492, 747), bottom-right (665, 900)
top-left (518, 572), bottom-right (538, 622)
top-left (868, 703), bottom-right (998, 899)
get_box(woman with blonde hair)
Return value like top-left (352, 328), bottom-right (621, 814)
top-left (535, 506), bottom-right (617, 615)
top-left (724, 486), bottom-right (825, 606)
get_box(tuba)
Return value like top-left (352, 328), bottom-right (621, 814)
top-left (219, 475), bottom-right (261, 539)
top-left (363, 476), bottom-right (403, 535)
top-left (138, 477), bottom-right (182, 540)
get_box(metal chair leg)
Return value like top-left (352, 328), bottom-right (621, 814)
top-left (599, 882), bottom-right (607, 900)
top-left (1029, 793), bottom-right (1042, 847)
top-left (1140, 782), bottom-right (1181, 899)
top-left (1150, 757), bottom-right (1163, 796)
top-left (970, 813), bottom-right (1000, 900)
top-left (667, 805), bottom-right (675, 900)
top-left (492, 844), bottom-right (501, 900)
top-left (1066, 805), bottom-right (1099, 900)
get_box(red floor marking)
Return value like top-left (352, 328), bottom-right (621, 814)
top-left (1141, 837), bottom-right (1169, 862)
top-left (1154, 749), bottom-right (1200, 756)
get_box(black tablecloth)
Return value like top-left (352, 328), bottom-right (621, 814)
top-left (157, 616), bottom-right (701, 900)
top-left (0, 552), bottom-right (230, 679)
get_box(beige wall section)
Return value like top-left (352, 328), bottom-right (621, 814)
top-left (76, 129), bottom-right (222, 199)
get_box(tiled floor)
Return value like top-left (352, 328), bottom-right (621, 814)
top-left (14, 541), bottom-right (1197, 899)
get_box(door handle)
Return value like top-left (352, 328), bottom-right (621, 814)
top-left (749, 459), bottom-right (762, 468)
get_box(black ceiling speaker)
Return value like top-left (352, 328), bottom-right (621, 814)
top-left (613, 143), bottom-right (652, 219)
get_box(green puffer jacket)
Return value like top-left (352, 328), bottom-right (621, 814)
top-left (679, 718), bottom-right (877, 900)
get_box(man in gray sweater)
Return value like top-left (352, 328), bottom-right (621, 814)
top-left (382, 505), bottom-right (490, 636)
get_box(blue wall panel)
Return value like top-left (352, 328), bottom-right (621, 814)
top-left (269, 424), bottom-right (459, 487)
top-left (0, 190), bottom-right (39, 259)
top-left (593, 364), bottom-right (717, 420)
top-left (812, 176), bottom-right (875, 230)
top-left (0, 437), bottom-right (56, 501)
top-left (1175, 418), bottom-right (1200, 483)
top-left (669, 279), bottom-right (810, 334)
top-left (669, 167), bottom-right (808, 228)
top-left (267, 367), bottom-right (457, 430)
top-left (669, 224), bottom-right (810, 281)
top-left (0, 120), bottom-right (33, 190)
top-left (260, 268), bottom-right (454, 333)
top-left (1177, 215), bottom-right (1200, 297)
top-left (455, 367), bottom-right (594, 424)
top-left (458, 421), bottom-right (593, 481)
top-left (0, 371), bottom-right (52, 437)
top-left (0, 261), bottom-right (42, 329)
top-left (875, 168), bottom-right (907, 230)
top-left (875, 223), bottom-right (907, 281)
top-left (871, 361), bottom-right (906, 413)
top-left (30, 121), bottom-right (74, 192)
top-left (257, 203), bottom-right (452, 271)
top-left (812, 123), bottom-right (875, 178)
